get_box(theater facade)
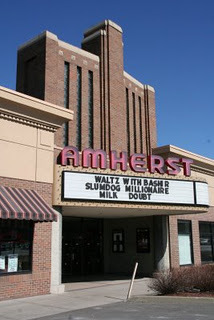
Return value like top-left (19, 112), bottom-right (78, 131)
top-left (0, 20), bottom-right (213, 300)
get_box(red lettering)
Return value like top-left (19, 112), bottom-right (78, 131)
top-left (165, 157), bottom-right (181, 175)
top-left (82, 148), bottom-right (107, 169)
top-left (60, 146), bottom-right (193, 177)
top-left (61, 146), bottom-right (79, 166)
top-left (110, 151), bottom-right (127, 171)
top-left (148, 155), bottom-right (164, 174)
top-left (129, 154), bottom-right (146, 173)
top-left (180, 158), bottom-right (193, 176)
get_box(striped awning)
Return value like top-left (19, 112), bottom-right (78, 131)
top-left (0, 186), bottom-right (57, 221)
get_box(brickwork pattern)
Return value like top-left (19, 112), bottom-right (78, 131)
top-left (169, 207), bottom-right (214, 268)
top-left (0, 177), bottom-right (52, 301)
top-left (17, 23), bottom-right (157, 156)
top-left (16, 38), bottom-right (46, 100)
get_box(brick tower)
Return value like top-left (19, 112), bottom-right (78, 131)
top-left (16, 20), bottom-right (157, 155)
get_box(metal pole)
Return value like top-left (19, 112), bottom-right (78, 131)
top-left (127, 262), bottom-right (138, 300)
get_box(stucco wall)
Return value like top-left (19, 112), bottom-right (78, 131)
top-left (0, 118), bottom-right (54, 183)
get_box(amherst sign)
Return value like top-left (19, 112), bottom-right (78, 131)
top-left (61, 146), bottom-right (193, 176)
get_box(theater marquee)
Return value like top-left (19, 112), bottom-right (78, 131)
top-left (62, 172), bottom-right (209, 206)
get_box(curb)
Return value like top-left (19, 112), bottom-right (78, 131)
top-left (130, 294), bottom-right (214, 302)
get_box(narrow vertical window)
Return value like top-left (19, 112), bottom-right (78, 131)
top-left (126, 88), bottom-right (130, 156)
top-left (76, 66), bottom-right (82, 150)
top-left (88, 71), bottom-right (93, 148)
top-left (132, 92), bottom-right (137, 153)
top-left (138, 96), bottom-right (143, 153)
top-left (199, 222), bottom-right (214, 263)
top-left (64, 62), bottom-right (69, 108)
top-left (63, 62), bottom-right (69, 146)
top-left (178, 220), bottom-right (193, 265)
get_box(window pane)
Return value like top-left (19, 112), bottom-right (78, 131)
top-left (0, 220), bottom-right (33, 275)
top-left (76, 66), bottom-right (82, 150)
top-left (178, 234), bottom-right (192, 265)
top-left (88, 71), bottom-right (93, 148)
top-left (132, 92), bottom-right (136, 153)
top-left (63, 62), bottom-right (69, 146)
top-left (138, 96), bottom-right (143, 153)
top-left (64, 62), bottom-right (69, 108)
top-left (199, 222), bottom-right (214, 262)
top-left (126, 88), bottom-right (130, 156)
top-left (178, 220), bottom-right (193, 265)
top-left (178, 221), bottom-right (191, 234)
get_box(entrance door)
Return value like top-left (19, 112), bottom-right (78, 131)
top-left (62, 217), bottom-right (103, 282)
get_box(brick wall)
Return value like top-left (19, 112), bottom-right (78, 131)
top-left (123, 77), bottom-right (157, 155)
top-left (0, 177), bottom-right (52, 301)
top-left (169, 207), bottom-right (214, 268)
top-left (16, 37), bottom-right (46, 100)
top-left (17, 22), bottom-right (157, 157)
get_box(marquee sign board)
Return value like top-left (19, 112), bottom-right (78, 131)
top-left (62, 172), bottom-right (209, 206)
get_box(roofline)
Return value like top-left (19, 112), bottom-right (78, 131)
top-left (84, 20), bottom-right (123, 37)
top-left (18, 30), bottom-right (99, 62)
top-left (154, 144), bottom-right (214, 167)
top-left (0, 86), bottom-right (73, 129)
top-left (124, 71), bottom-right (155, 93)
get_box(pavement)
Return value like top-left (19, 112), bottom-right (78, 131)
top-left (0, 278), bottom-right (154, 320)
top-left (35, 296), bottom-right (214, 320)
top-left (1, 278), bottom-right (213, 320)
top-left (33, 296), bottom-right (214, 320)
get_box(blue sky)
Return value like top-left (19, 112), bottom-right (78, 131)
top-left (0, 0), bottom-right (213, 158)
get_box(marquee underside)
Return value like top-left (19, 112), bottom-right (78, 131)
top-left (62, 205), bottom-right (208, 219)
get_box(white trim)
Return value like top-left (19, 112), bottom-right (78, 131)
top-left (58, 40), bottom-right (99, 62)
top-left (124, 72), bottom-right (155, 93)
top-left (82, 30), bottom-right (106, 44)
top-left (18, 30), bottom-right (99, 62)
top-left (84, 19), bottom-right (122, 37)
top-left (108, 20), bottom-right (123, 33)
top-left (84, 21), bottom-right (106, 37)
top-left (145, 84), bottom-right (155, 93)
top-left (0, 86), bottom-right (73, 122)
top-left (124, 71), bottom-right (144, 90)
top-left (18, 31), bottom-right (58, 50)
top-left (153, 144), bottom-right (214, 172)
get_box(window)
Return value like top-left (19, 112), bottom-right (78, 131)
top-left (112, 229), bottom-right (124, 253)
top-left (0, 220), bottom-right (33, 275)
top-left (178, 220), bottom-right (193, 265)
top-left (126, 88), bottom-right (130, 156)
top-left (132, 92), bottom-right (137, 153)
top-left (199, 222), bottom-right (214, 263)
top-left (76, 66), bottom-right (82, 150)
top-left (138, 96), bottom-right (143, 153)
top-left (88, 71), bottom-right (93, 148)
top-left (64, 62), bottom-right (69, 108)
top-left (136, 228), bottom-right (150, 253)
top-left (63, 62), bottom-right (69, 146)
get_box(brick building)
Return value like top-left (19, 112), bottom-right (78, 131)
top-left (0, 86), bottom-right (73, 300)
top-left (0, 20), bottom-right (213, 300)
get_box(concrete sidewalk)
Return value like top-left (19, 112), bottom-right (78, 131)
top-left (0, 278), bottom-right (153, 320)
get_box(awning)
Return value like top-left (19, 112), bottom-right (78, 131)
top-left (0, 186), bottom-right (57, 221)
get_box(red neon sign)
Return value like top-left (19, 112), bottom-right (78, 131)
top-left (60, 147), bottom-right (193, 177)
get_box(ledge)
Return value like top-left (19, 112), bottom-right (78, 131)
top-left (0, 86), bottom-right (73, 130)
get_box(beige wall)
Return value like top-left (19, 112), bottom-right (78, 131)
top-left (0, 118), bottom-right (54, 183)
top-left (0, 85), bottom-right (73, 185)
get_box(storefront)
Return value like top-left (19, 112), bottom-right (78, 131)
top-left (50, 146), bottom-right (211, 291)
top-left (0, 19), bottom-right (213, 301)
top-left (0, 86), bottom-right (73, 300)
